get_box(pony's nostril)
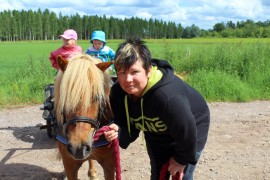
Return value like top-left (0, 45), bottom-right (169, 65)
top-left (67, 143), bottom-right (75, 155)
top-left (82, 145), bottom-right (91, 157)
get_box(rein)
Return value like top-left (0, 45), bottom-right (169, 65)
top-left (56, 101), bottom-right (121, 180)
top-left (94, 126), bottom-right (121, 180)
top-left (55, 110), bottom-right (122, 180)
top-left (55, 120), bottom-right (122, 180)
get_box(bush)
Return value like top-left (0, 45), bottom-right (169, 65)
top-left (187, 69), bottom-right (253, 102)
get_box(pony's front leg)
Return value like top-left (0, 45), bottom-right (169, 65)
top-left (57, 142), bottom-right (83, 180)
top-left (91, 146), bottom-right (115, 180)
top-left (88, 159), bottom-right (98, 180)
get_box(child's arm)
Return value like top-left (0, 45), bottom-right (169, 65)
top-left (108, 48), bottom-right (115, 61)
top-left (49, 52), bottom-right (59, 70)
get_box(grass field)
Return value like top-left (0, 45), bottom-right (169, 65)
top-left (0, 38), bottom-right (270, 108)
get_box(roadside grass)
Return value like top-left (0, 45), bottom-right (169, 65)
top-left (0, 38), bottom-right (270, 108)
top-left (152, 38), bottom-right (270, 102)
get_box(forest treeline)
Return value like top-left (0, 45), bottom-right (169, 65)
top-left (1, 8), bottom-right (270, 41)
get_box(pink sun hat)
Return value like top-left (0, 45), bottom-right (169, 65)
top-left (59, 29), bottom-right (78, 40)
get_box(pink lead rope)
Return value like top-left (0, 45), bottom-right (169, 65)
top-left (94, 126), bottom-right (121, 180)
top-left (159, 161), bottom-right (184, 180)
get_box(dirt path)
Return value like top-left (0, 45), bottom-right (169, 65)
top-left (0, 101), bottom-right (269, 180)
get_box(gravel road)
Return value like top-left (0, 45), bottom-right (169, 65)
top-left (0, 101), bottom-right (269, 179)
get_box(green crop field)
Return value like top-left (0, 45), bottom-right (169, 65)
top-left (0, 38), bottom-right (270, 108)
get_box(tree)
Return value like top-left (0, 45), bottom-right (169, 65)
top-left (69, 13), bottom-right (82, 40)
top-left (26, 9), bottom-right (35, 40)
top-left (82, 15), bottom-right (90, 40)
top-left (182, 26), bottom-right (191, 38)
top-left (49, 11), bottom-right (58, 40)
top-left (167, 21), bottom-right (177, 38)
top-left (109, 16), bottom-right (120, 39)
top-left (190, 24), bottom-right (201, 38)
top-left (226, 21), bottom-right (236, 29)
top-left (176, 23), bottom-right (183, 38)
top-left (147, 18), bottom-right (154, 38)
top-left (43, 9), bottom-right (51, 40)
top-left (122, 18), bottom-right (130, 38)
top-left (1, 10), bottom-right (12, 41)
top-left (35, 9), bottom-right (43, 40)
top-left (58, 13), bottom-right (70, 36)
top-left (242, 21), bottom-right (257, 37)
top-left (101, 15), bottom-right (110, 39)
top-left (213, 22), bottom-right (225, 32)
top-left (262, 26), bottom-right (270, 37)
top-left (1, 9), bottom-right (270, 41)
top-left (11, 10), bottom-right (19, 41)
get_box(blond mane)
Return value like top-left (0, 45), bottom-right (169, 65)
top-left (54, 53), bottom-right (111, 123)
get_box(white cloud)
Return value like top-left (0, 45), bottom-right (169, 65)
top-left (212, 0), bottom-right (263, 18)
top-left (180, 0), bottom-right (267, 28)
top-left (0, 0), bottom-right (269, 29)
top-left (0, 0), bottom-right (25, 10)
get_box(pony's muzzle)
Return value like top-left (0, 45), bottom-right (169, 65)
top-left (67, 143), bottom-right (91, 160)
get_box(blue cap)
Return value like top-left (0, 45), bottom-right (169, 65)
top-left (90, 31), bottom-right (106, 44)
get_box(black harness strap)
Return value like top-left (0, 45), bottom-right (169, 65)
top-left (64, 116), bottom-right (99, 135)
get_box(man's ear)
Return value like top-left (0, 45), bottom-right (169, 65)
top-left (96, 61), bottom-right (114, 72)
top-left (57, 55), bottom-right (68, 71)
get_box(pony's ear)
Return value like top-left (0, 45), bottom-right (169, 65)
top-left (96, 61), bottom-right (114, 72)
top-left (57, 55), bottom-right (68, 71)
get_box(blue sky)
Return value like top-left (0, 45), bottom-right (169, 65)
top-left (1, 0), bottom-right (269, 29)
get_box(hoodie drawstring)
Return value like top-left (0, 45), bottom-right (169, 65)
top-left (124, 95), bottom-right (131, 136)
top-left (124, 95), bottom-right (145, 134)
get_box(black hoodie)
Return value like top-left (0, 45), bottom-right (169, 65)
top-left (110, 59), bottom-right (210, 165)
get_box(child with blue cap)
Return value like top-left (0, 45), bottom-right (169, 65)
top-left (85, 30), bottom-right (116, 77)
top-left (85, 30), bottom-right (115, 62)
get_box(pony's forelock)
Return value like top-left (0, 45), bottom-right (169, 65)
top-left (54, 54), bottom-right (110, 124)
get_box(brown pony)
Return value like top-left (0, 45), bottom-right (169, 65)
top-left (54, 54), bottom-right (117, 180)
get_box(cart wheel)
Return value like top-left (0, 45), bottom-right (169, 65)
top-left (46, 119), bottom-right (54, 138)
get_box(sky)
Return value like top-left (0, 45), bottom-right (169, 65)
top-left (1, 0), bottom-right (269, 30)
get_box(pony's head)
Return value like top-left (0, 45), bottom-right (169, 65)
top-left (54, 53), bottom-right (113, 160)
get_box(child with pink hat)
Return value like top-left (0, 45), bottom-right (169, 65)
top-left (49, 29), bottom-right (82, 70)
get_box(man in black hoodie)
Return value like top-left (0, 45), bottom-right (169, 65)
top-left (104, 37), bottom-right (210, 180)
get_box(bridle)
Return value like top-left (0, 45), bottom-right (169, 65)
top-left (64, 116), bottom-right (100, 136)
top-left (62, 101), bottom-right (109, 136)
top-left (56, 101), bottom-right (111, 143)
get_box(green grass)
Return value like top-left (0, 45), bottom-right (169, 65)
top-left (0, 38), bottom-right (270, 108)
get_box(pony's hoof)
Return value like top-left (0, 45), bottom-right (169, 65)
top-left (88, 171), bottom-right (98, 180)
top-left (90, 176), bottom-right (99, 180)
